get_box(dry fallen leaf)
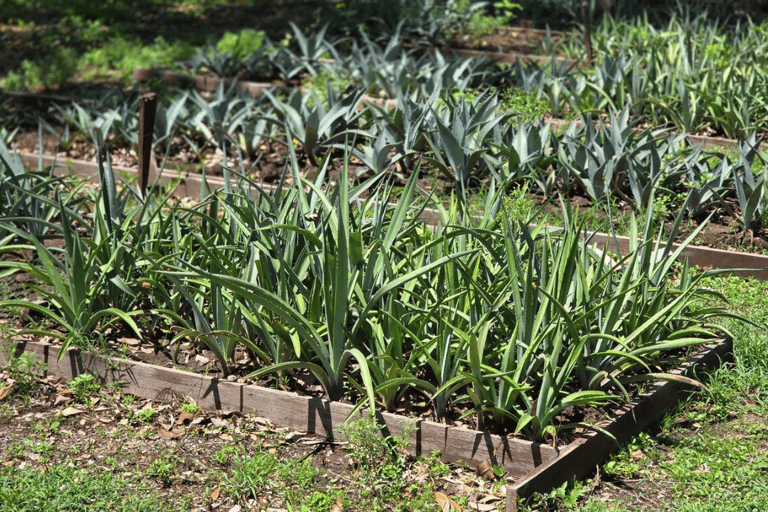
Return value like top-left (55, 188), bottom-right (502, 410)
top-left (156, 426), bottom-right (182, 440)
top-left (468, 502), bottom-right (498, 511)
top-left (210, 417), bottom-right (230, 428)
top-left (178, 411), bottom-right (196, 425)
top-left (435, 491), bottom-right (459, 512)
top-left (61, 407), bottom-right (85, 417)
top-left (0, 384), bottom-right (13, 401)
top-left (330, 497), bottom-right (343, 512)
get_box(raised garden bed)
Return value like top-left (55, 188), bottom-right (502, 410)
top-left (17, 150), bottom-right (768, 277)
top-left (129, 68), bottom-right (746, 152)
top-left (0, 336), bottom-right (732, 512)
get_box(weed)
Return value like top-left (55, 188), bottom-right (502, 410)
top-left (224, 450), bottom-right (280, 502)
top-left (68, 373), bottom-right (101, 403)
top-left (137, 407), bottom-right (156, 424)
top-left (147, 457), bottom-right (176, 487)
top-left (2, 48), bottom-right (78, 91)
top-left (0, 346), bottom-right (46, 398)
top-left (181, 402), bottom-right (200, 414)
top-left (213, 444), bottom-right (241, 465)
top-left (500, 87), bottom-right (549, 123)
top-left (522, 480), bottom-right (592, 511)
top-left (338, 414), bottom-right (415, 502)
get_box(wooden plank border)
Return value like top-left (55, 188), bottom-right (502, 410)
top-left (132, 67), bottom-right (278, 98)
top-left (587, 231), bottom-right (768, 281)
top-left (1, 336), bottom-right (732, 508)
top-left (0, 340), bottom-right (558, 480)
top-left (506, 337), bottom-right (733, 511)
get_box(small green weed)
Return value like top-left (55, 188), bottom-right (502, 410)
top-left (338, 414), bottom-right (411, 479)
top-left (136, 407), bottom-right (156, 424)
top-left (68, 373), bottom-right (101, 403)
top-left (147, 457), bottom-right (176, 487)
top-left (215, 29), bottom-right (266, 60)
top-left (224, 450), bottom-right (280, 502)
top-left (213, 444), bottom-right (241, 465)
top-left (1, 347), bottom-right (46, 399)
top-left (500, 87), bottom-right (549, 123)
top-left (181, 402), bottom-right (200, 414)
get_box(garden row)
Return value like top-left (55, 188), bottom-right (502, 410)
top-left (160, 8), bottom-right (768, 139)
top-left (21, 78), bottom-right (768, 233)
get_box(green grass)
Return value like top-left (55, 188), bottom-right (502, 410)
top-left (0, 463), bottom-right (165, 511)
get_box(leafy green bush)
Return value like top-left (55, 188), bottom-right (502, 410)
top-left (215, 29), bottom-right (266, 60)
top-left (2, 48), bottom-right (78, 91)
top-left (80, 36), bottom-right (196, 80)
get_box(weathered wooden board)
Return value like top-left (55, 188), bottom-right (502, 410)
top-left (405, 43), bottom-right (584, 68)
top-left (132, 67), bottom-right (275, 98)
top-left (1, 340), bottom-right (558, 477)
top-left (587, 232), bottom-right (768, 281)
top-left (506, 337), bottom-right (733, 511)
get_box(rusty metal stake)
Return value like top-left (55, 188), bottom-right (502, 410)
top-left (138, 92), bottom-right (158, 198)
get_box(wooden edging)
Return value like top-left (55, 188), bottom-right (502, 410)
top-left (132, 67), bottom-right (278, 98)
top-left (0, 340), bottom-right (557, 480)
top-left (0, 335), bottom-right (732, 512)
top-left (17, 150), bottom-right (768, 280)
top-left (587, 231), bottom-right (768, 281)
top-left (402, 42), bottom-right (583, 69)
top-left (506, 336), bottom-right (733, 511)
top-left (548, 118), bottom-right (742, 151)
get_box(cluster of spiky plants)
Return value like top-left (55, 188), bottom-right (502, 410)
top-left (0, 142), bottom-right (737, 442)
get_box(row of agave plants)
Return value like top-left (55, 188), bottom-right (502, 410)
top-left (0, 138), bottom-right (741, 441)
top-left (183, 4), bottom-right (768, 138)
top-left (40, 80), bottom-right (768, 232)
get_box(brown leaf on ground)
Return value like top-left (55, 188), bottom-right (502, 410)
top-left (330, 497), bottom-right (344, 512)
top-left (156, 425), bottom-right (182, 440)
top-left (435, 491), bottom-right (460, 511)
top-left (0, 384), bottom-right (13, 401)
top-left (178, 410), bottom-right (196, 425)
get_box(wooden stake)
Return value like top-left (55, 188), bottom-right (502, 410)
top-left (138, 92), bottom-right (158, 198)
top-left (582, 1), bottom-right (594, 68)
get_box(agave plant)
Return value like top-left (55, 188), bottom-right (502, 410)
top-left (263, 87), bottom-right (369, 165)
top-left (425, 91), bottom-right (510, 197)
